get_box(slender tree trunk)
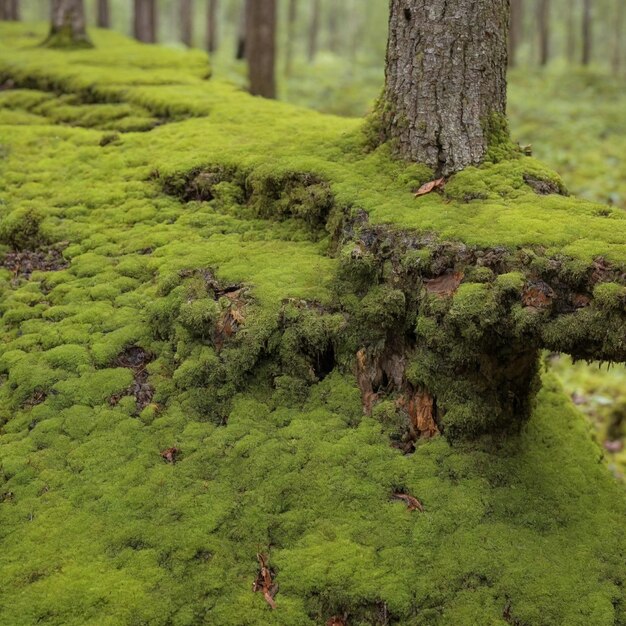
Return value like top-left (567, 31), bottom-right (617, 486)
top-left (134, 0), bottom-right (157, 43)
top-left (508, 0), bottom-right (522, 67)
top-left (327, 1), bottom-right (340, 54)
top-left (45, 0), bottom-right (91, 47)
top-left (96, 0), bottom-right (109, 28)
top-left (566, 1), bottom-right (576, 63)
top-left (537, 0), bottom-right (550, 66)
top-left (307, 0), bottom-right (320, 63)
top-left (0, 0), bottom-right (20, 20)
top-left (246, 0), bottom-right (276, 98)
top-left (612, 0), bottom-right (624, 74)
top-left (380, 0), bottom-right (509, 176)
top-left (180, 0), bottom-right (193, 46)
top-left (206, 0), bottom-right (218, 53)
top-left (582, 0), bottom-right (592, 66)
top-left (285, 0), bottom-right (297, 76)
top-left (235, 0), bottom-right (247, 59)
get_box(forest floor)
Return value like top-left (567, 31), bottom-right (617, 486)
top-left (1, 24), bottom-right (626, 626)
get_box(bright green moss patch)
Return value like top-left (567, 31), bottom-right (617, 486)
top-left (1, 22), bottom-right (626, 625)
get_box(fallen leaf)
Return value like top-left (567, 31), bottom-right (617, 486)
top-left (160, 447), bottom-right (179, 464)
top-left (253, 554), bottom-right (278, 609)
top-left (326, 617), bottom-right (347, 626)
top-left (522, 281), bottom-right (554, 309)
top-left (424, 271), bottom-right (464, 297)
top-left (414, 177), bottom-right (446, 197)
top-left (392, 492), bottom-right (424, 512)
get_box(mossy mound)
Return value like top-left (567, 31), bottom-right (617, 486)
top-left (1, 23), bottom-right (626, 625)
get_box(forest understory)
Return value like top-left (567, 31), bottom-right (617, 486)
top-left (1, 23), bottom-right (626, 626)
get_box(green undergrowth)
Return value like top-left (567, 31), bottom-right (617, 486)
top-left (1, 22), bottom-right (626, 625)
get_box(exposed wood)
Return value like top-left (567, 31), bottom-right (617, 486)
top-left (537, 0), bottom-right (550, 66)
top-left (96, 0), bottom-right (109, 28)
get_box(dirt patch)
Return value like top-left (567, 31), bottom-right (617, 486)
top-left (1, 247), bottom-right (68, 280)
top-left (523, 173), bottom-right (567, 196)
top-left (109, 346), bottom-right (155, 414)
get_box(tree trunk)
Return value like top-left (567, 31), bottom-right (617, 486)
top-left (327, 1), bottom-right (340, 54)
top-left (508, 0), bottom-right (522, 68)
top-left (566, 1), bottom-right (576, 63)
top-left (235, 0), bottom-right (247, 59)
top-left (246, 0), bottom-right (276, 98)
top-left (537, 0), bottom-right (550, 66)
top-left (134, 0), bottom-right (157, 43)
top-left (45, 0), bottom-right (91, 47)
top-left (582, 0), bottom-right (592, 66)
top-left (307, 0), bottom-right (320, 63)
top-left (96, 0), bottom-right (109, 28)
top-left (206, 0), bottom-right (218, 53)
top-left (284, 0), bottom-right (297, 76)
top-left (380, 0), bottom-right (509, 176)
top-left (0, 0), bottom-right (20, 20)
top-left (180, 0), bottom-right (193, 47)
top-left (612, 0), bottom-right (624, 74)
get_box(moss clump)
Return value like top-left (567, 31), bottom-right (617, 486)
top-left (0, 207), bottom-right (47, 250)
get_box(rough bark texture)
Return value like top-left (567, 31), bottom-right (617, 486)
top-left (582, 0), bottom-right (592, 66)
top-left (206, 0), bottom-right (218, 53)
top-left (284, 0), bottom-right (297, 76)
top-left (537, 0), bottom-right (550, 66)
top-left (134, 0), bottom-right (157, 44)
top-left (246, 0), bottom-right (276, 99)
top-left (180, 0), bottom-right (193, 47)
top-left (45, 0), bottom-right (91, 47)
top-left (508, 0), bottom-right (522, 67)
top-left (307, 0), bottom-right (320, 63)
top-left (381, 0), bottom-right (509, 176)
top-left (96, 0), bottom-right (109, 28)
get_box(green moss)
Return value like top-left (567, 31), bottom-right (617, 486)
top-left (0, 22), bottom-right (626, 625)
top-left (0, 207), bottom-right (46, 250)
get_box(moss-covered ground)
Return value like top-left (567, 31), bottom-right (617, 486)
top-left (1, 24), bottom-right (626, 625)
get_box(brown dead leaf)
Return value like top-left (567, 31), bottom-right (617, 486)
top-left (160, 447), bottom-right (179, 464)
top-left (424, 271), bottom-right (464, 297)
top-left (522, 281), bottom-right (554, 309)
top-left (253, 554), bottom-right (278, 609)
top-left (414, 177), bottom-right (446, 197)
top-left (572, 293), bottom-right (591, 309)
top-left (392, 492), bottom-right (424, 512)
top-left (327, 617), bottom-right (347, 626)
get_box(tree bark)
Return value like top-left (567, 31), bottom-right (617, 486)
top-left (307, 0), bottom-right (320, 63)
top-left (581, 0), bottom-right (592, 66)
top-left (235, 0), bottom-right (247, 59)
top-left (537, 0), bottom-right (550, 66)
top-left (380, 0), bottom-right (509, 176)
top-left (246, 0), bottom-right (276, 98)
top-left (96, 0), bottom-right (109, 28)
top-left (206, 0), bottom-right (218, 53)
top-left (284, 0), bottom-right (297, 76)
top-left (45, 0), bottom-right (91, 46)
top-left (134, 0), bottom-right (157, 43)
top-left (180, 0), bottom-right (193, 47)
top-left (508, 0), bottom-right (522, 68)
top-left (612, 0), bottom-right (624, 74)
